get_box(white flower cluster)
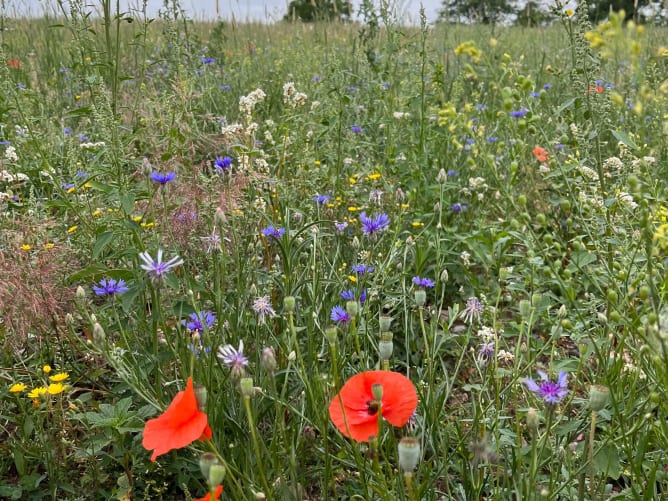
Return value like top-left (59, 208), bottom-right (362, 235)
top-left (392, 111), bottom-right (411, 119)
top-left (79, 141), bottom-right (106, 149)
top-left (616, 191), bottom-right (638, 209)
top-left (239, 88), bottom-right (266, 116)
top-left (282, 82), bottom-right (308, 108)
top-left (5, 146), bottom-right (18, 162)
top-left (0, 170), bottom-right (29, 182)
top-left (221, 123), bottom-right (245, 138)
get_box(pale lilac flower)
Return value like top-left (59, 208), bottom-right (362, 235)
top-left (252, 295), bottom-right (276, 324)
top-left (334, 221), bottom-right (348, 233)
top-left (139, 249), bottom-right (183, 283)
top-left (460, 297), bottom-right (484, 324)
top-left (477, 342), bottom-right (495, 367)
top-left (218, 340), bottom-right (249, 370)
top-left (524, 371), bottom-right (569, 404)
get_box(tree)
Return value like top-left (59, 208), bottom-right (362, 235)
top-left (438, 0), bottom-right (516, 24)
top-left (515, 1), bottom-right (554, 27)
top-left (284, 0), bottom-right (353, 22)
top-left (587, 0), bottom-right (651, 22)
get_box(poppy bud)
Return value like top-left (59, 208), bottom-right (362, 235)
top-left (261, 347), bottom-right (277, 372)
top-left (346, 300), bottom-right (358, 318)
top-left (93, 322), bottom-right (106, 346)
top-left (207, 464), bottom-right (226, 489)
top-left (325, 325), bottom-right (338, 346)
top-left (283, 296), bottom-right (296, 313)
top-left (519, 299), bottom-right (531, 318)
top-left (379, 332), bottom-right (393, 361)
top-left (379, 314), bottom-right (392, 332)
top-left (398, 436), bottom-right (421, 473)
top-left (588, 385), bottom-right (610, 411)
top-left (371, 383), bottom-right (383, 403)
top-left (240, 377), bottom-right (254, 398)
top-left (414, 289), bottom-right (426, 307)
top-left (194, 383), bottom-right (207, 411)
top-left (199, 452), bottom-right (218, 480)
top-left (526, 407), bottom-right (540, 433)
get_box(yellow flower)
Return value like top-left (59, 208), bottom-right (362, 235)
top-left (314, 160), bottom-right (321, 166)
top-left (401, 203), bottom-right (410, 210)
top-left (565, 8), bottom-right (574, 17)
top-left (47, 383), bottom-right (68, 395)
top-left (9, 383), bottom-right (27, 393)
top-left (49, 372), bottom-right (69, 382)
top-left (67, 187), bottom-right (76, 194)
top-left (67, 225), bottom-right (78, 233)
top-left (411, 221), bottom-right (425, 228)
top-left (141, 222), bottom-right (156, 229)
top-left (132, 215), bottom-right (143, 222)
top-left (44, 243), bottom-right (55, 249)
top-left (348, 275), bottom-right (357, 283)
top-left (348, 177), bottom-right (357, 185)
top-left (347, 206), bottom-right (359, 212)
top-left (20, 244), bottom-right (31, 251)
top-left (366, 173), bottom-right (381, 181)
top-left (92, 209), bottom-right (102, 216)
top-left (28, 387), bottom-right (48, 399)
top-left (42, 365), bottom-right (52, 374)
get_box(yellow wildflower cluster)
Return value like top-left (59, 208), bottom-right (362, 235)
top-left (584, 10), bottom-right (644, 61)
top-left (453, 41), bottom-right (482, 63)
top-left (8, 369), bottom-right (70, 401)
top-left (653, 207), bottom-right (668, 254)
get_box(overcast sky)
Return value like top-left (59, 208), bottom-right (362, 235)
top-left (5, 1), bottom-right (444, 24)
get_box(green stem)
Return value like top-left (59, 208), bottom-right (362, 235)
top-left (589, 411), bottom-right (597, 500)
top-left (244, 395), bottom-right (271, 496)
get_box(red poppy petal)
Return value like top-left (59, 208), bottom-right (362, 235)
top-left (194, 484), bottom-right (223, 501)
top-left (200, 424), bottom-right (213, 441)
top-left (373, 371), bottom-right (418, 426)
top-left (346, 419), bottom-right (380, 442)
top-left (167, 378), bottom-right (200, 429)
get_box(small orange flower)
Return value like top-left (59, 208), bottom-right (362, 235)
top-left (532, 146), bottom-right (548, 163)
top-left (329, 370), bottom-right (418, 442)
top-left (142, 377), bottom-right (212, 461)
top-left (7, 58), bottom-right (20, 69)
top-left (194, 485), bottom-right (223, 501)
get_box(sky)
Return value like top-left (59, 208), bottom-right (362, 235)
top-left (5, 1), bottom-right (444, 24)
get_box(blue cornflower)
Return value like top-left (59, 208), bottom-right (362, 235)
top-left (214, 156), bottom-right (232, 173)
top-left (62, 183), bottom-right (75, 191)
top-left (150, 171), bottom-right (177, 185)
top-left (312, 193), bottom-right (331, 205)
top-left (530, 92), bottom-right (540, 98)
top-left (331, 305), bottom-right (351, 324)
top-left (0, 141), bottom-right (10, 145)
top-left (359, 212), bottom-right (390, 236)
top-left (476, 104), bottom-right (487, 111)
top-left (543, 83), bottom-right (552, 90)
top-left (352, 264), bottom-right (374, 274)
top-left (201, 57), bottom-right (215, 64)
top-left (524, 370), bottom-right (569, 405)
top-left (261, 225), bottom-right (286, 240)
top-left (351, 125), bottom-right (363, 133)
top-left (63, 127), bottom-right (72, 136)
top-left (312, 75), bottom-right (320, 82)
top-left (139, 249), bottom-right (183, 283)
top-left (220, 84), bottom-right (231, 91)
top-left (486, 136), bottom-right (498, 143)
top-left (447, 169), bottom-right (459, 177)
top-left (92, 278), bottom-right (129, 296)
top-left (510, 108), bottom-right (528, 118)
top-left (76, 169), bottom-right (88, 179)
top-left (78, 133), bottom-right (89, 142)
top-left (412, 276), bottom-right (435, 288)
top-left (341, 289), bottom-right (367, 304)
top-left (183, 310), bottom-right (216, 333)
top-left (450, 203), bottom-right (467, 213)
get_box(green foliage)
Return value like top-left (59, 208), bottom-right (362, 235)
top-left (438, 0), bottom-right (516, 24)
top-left (284, 0), bottom-right (352, 22)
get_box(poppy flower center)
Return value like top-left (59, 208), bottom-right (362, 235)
top-left (366, 400), bottom-right (380, 415)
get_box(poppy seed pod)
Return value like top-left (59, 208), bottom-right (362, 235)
top-left (371, 383), bottom-right (384, 402)
top-left (414, 289), bottom-right (426, 307)
top-left (589, 385), bottom-right (610, 412)
top-left (283, 296), bottom-right (296, 313)
top-left (194, 384), bottom-right (207, 411)
top-left (199, 453), bottom-right (218, 480)
top-left (207, 464), bottom-right (226, 489)
top-left (346, 300), bottom-right (358, 318)
top-left (398, 436), bottom-right (421, 473)
top-left (240, 377), bottom-right (254, 398)
top-left (379, 314), bottom-right (392, 332)
top-left (325, 325), bottom-right (338, 346)
top-left (379, 332), bottom-right (393, 361)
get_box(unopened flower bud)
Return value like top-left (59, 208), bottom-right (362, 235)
top-left (437, 168), bottom-right (448, 184)
top-left (414, 289), bottom-right (426, 307)
top-left (240, 377), bottom-right (254, 398)
top-left (283, 296), bottom-right (296, 313)
top-left (249, 283), bottom-right (257, 297)
top-left (440, 268), bottom-right (449, 283)
top-left (93, 322), bottom-right (106, 346)
top-left (371, 383), bottom-right (383, 402)
top-left (557, 304), bottom-right (567, 318)
top-left (531, 293), bottom-right (542, 307)
top-left (519, 299), bottom-right (531, 318)
top-left (379, 314), bottom-right (392, 332)
top-left (261, 347), bottom-right (277, 372)
top-left (199, 453), bottom-right (218, 480)
top-left (214, 207), bottom-right (227, 226)
top-left (379, 332), bottom-right (393, 361)
top-left (65, 313), bottom-right (75, 327)
top-left (208, 464), bottom-right (226, 488)
top-left (346, 300), bottom-right (358, 318)
top-left (325, 325), bottom-right (338, 345)
top-left (141, 157), bottom-right (153, 175)
top-left (351, 236), bottom-right (360, 249)
top-left (398, 436), bottom-right (421, 473)
top-left (588, 385), bottom-right (610, 412)
top-left (194, 383), bottom-right (207, 411)
top-left (76, 286), bottom-right (86, 301)
top-left (526, 407), bottom-right (540, 433)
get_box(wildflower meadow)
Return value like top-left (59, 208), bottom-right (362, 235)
top-left (1, 1), bottom-right (667, 499)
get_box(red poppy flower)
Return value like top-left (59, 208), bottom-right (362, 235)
top-left (328, 370), bottom-right (418, 442)
top-left (532, 146), bottom-right (548, 163)
top-left (7, 58), bottom-right (20, 69)
top-left (142, 377), bottom-right (212, 461)
top-left (194, 485), bottom-right (223, 501)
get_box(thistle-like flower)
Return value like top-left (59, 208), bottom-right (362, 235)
top-left (218, 340), bottom-right (249, 373)
top-left (460, 296), bottom-right (484, 324)
top-left (139, 250), bottom-right (183, 283)
top-left (524, 370), bottom-right (569, 405)
top-left (252, 296), bottom-right (276, 324)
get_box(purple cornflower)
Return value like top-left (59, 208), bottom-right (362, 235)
top-left (447, 170), bottom-right (459, 177)
top-left (477, 342), bottom-right (495, 366)
top-left (76, 169), bottom-right (88, 179)
top-left (451, 203), bottom-right (467, 213)
top-left (352, 264), bottom-right (374, 274)
top-left (530, 92), bottom-right (540, 98)
top-left (150, 171), bottom-right (176, 185)
top-left (92, 278), bottom-right (129, 296)
top-left (486, 136), bottom-right (498, 143)
top-left (183, 310), bottom-right (215, 333)
top-left (524, 370), bottom-right (569, 405)
top-left (351, 125), bottom-right (363, 133)
top-left (201, 56), bottom-right (215, 64)
top-left (460, 297), bottom-right (484, 324)
top-left (510, 108), bottom-right (528, 119)
top-left (334, 221), bottom-right (348, 233)
top-left (218, 340), bottom-right (249, 370)
top-left (62, 182), bottom-right (75, 191)
top-left (312, 193), bottom-right (331, 205)
top-left (341, 289), bottom-right (367, 304)
top-left (359, 212), bottom-right (390, 236)
top-left (412, 276), bottom-right (435, 288)
top-left (63, 127), bottom-right (72, 136)
top-left (214, 156), bottom-right (232, 173)
top-left (330, 305), bottom-right (351, 324)
top-left (139, 249), bottom-right (183, 283)
top-left (252, 295), bottom-right (276, 324)
top-left (261, 225), bottom-right (286, 240)
top-left (543, 83), bottom-right (551, 90)
top-left (220, 84), bottom-right (231, 91)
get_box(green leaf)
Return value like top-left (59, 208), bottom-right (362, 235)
top-left (611, 129), bottom-right (638, 151)
top-left (93, 231), bottom-right (115, 259)
top-left (571, 251), bottom-right (597, 268)
top-left (593, 443), bottom-right (621, 480)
